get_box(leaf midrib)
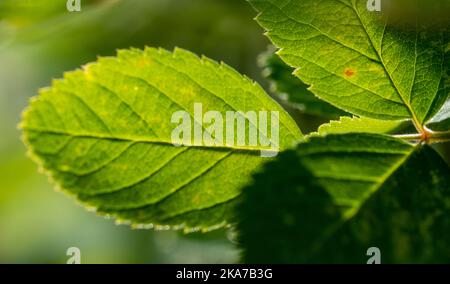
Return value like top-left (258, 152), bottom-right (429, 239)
top-left (24, 127), bottom-right (277, 154)
top-left (261, 0), bottom-right (379, 61)
top-left (350, 0), bottom-right (424, 129)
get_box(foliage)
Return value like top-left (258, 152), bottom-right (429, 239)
top-left (21, 47), bottom-right (301, 232)
top-left (259, 47), bottom-right (348, 118)
top-left (20, 0), bottom-right (450, 263)
top-left (238, 133), bottom-right (450, 263)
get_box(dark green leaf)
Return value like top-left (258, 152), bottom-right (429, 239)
top-left (238, 133), bottom-right (450, 263)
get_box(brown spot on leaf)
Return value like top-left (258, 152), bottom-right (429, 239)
top-left (344, 68), bottom-right (355, 77)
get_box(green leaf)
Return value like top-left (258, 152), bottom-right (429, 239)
top-left (21, 47), bottom-right (302, 232)
top-left (250, 0), bottom-right (449, 125)
top-left (427, 98), bottom-right (450, 131)
top-left (315, 116), bottom-right (411, 136)
top-left (238, 133), bottom-right (450, 263)
top-left (259, 47), bottom-right (348, 118)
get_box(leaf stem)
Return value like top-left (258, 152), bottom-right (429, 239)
top-left (395, 128), bottom-right (450, 144)
top-left (394, 133), bottom-right (423, 141)
top-left (428, 130), bottom-right (450, 144)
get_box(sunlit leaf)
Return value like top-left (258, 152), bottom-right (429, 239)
top-left (21, 47), bottom-right (302, 231)
top-left (250, 0), bottom-right (449, 125)
top-left (315, 116), bottom-right (410, 136)
top-left (259, 48), bottom-right (348, 118)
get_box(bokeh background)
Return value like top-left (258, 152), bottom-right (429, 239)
top-left (0, 0), bottom-right (271, 264)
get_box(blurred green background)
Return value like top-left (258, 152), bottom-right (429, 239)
top-left (0, 0), bottom-right (270, 264)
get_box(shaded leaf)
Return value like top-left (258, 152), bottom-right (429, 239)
top-left (238, 133), bottom-right (450, 263)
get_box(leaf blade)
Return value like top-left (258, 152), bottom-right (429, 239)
top-left (250, 0), bottom-right (449, 125)
top-left (21, 47), bottom-right (302, 231)
top-left (238, 133), bottom-right (450, 263)
top-left (259, 47), bottom-right (349, 118)
top-left (315, 116), bottom-right (411, 136)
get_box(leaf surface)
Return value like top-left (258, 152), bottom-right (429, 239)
top-left (250, 0), bottom-right (449, 124)
top-left (21, 47), bottom-right (302, 231)
top-left (259, 48), bottom-right (348, 118)
top-left (238, 133), bottom-right (450, 263)
top-left (315, 116), bottom-right (410, 136)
